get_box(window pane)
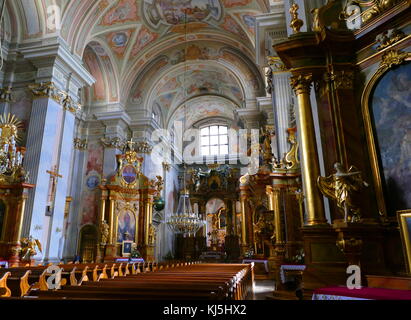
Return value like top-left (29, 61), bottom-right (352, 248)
top-left (210, 135), bottom-right (219, 145)
top-left (220, 145), bottom-right (228, 155)
top-left (201, 146), bottom-right (210, 156)
top-left (210, 126), bottom-right (219, 135)
top-left (219, 126), bottom-right (227, 134)
top-left (201, 127), bottom-right (209, 136)
top-left (219, 135), bottom-right (228, 145)
top-left (210, 145), bottom-right (219, 155)
top-left (201, 136), bottom-right (209, 146)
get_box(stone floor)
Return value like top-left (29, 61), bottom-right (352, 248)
top-left (247, 279), bottom-right (276, 300)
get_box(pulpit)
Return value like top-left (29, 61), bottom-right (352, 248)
top-left (97, 140), bottom-right (162, 262)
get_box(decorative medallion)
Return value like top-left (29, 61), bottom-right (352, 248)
top-left (86, 174), bottom-right (101, 190)
top-left (122, 164), bottom-right (138, 184)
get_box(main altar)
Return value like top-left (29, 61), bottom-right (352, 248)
top-left (97, 140), bottom-right (162, 262)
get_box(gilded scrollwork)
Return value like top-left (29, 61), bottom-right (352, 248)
top-left (376, 28), bottom-right (406, 51)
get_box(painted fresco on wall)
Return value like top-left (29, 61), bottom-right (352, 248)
top-left (371, 62), bottom-right (411, 212)
top-left (117, 210), bottom-right (136, 242)
top-left (81, 142), bottom-right (104, 226)
top-left (83, 48), bottom-right (106, 101)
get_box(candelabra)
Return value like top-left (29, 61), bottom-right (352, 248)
top-left (0, 113), bottom-right (28, 184)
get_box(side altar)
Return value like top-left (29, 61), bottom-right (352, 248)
top-left (96, 140), bottom-right (162, 262)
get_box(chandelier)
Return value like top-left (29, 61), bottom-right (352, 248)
top-left (166, 167), bottom-right (205, 237)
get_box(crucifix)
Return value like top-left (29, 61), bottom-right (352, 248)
top-left (46, 165), bottom-right (63, 213)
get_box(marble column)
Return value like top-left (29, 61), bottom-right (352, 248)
top-left (63, 135), bottom-right (87, 261)
top-left (47, 107), bottom-right (76, 262)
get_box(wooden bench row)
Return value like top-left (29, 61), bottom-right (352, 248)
top-left (27, 263), bottom-right (254, 300)
top-left (0, 261), bottom-right (200, 298)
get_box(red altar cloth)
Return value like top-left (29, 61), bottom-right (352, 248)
top-left (313, 286), bottom-right (411, 300)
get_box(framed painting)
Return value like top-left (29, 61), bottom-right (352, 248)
top-left (122, 240), bottom-right (133, 257)
top-left (361, 51), bottom-right (411, 217)
top-left (397, 210), bottom-right (411, 274)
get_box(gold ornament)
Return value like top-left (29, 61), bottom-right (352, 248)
top-left (289, 3), bottom-right (304, 33)
top-left (20, 236), bottom-right (42, 261)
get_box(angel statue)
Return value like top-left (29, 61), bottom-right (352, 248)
top-left (317, 162), bottom-right (369, 223)
top-left (20, 236), bottom-right (42, 261)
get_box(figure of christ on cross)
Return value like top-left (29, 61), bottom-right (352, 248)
top-left (46, 165), bottom-right (63, 210)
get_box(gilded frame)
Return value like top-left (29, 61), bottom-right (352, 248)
top-left (397, 210), bottom-right (411, 274)
top-left (361, 50), bottom-right (411, 217)
top-left (114, 203), bottom-right (139, 244)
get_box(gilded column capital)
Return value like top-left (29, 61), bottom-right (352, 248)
top-left (135, 141), bottom-right (153, 154)
top-left (100, 137), bottom-right (126, 149)
top-left (62, 94), bottom-right (82, 114)
top-left (0, 86), bottom-right (13, 103)
top-left (73, 138), bottom-right (88, 150)
top-left (29, 82), bottom-right (62, 103)
top-left (290, 74), bottom-right (313, 95)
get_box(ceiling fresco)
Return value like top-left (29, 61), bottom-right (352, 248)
top-left (5, 0), bottom-right (268, 125)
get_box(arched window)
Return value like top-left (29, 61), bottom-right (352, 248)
top-left (200, 125), bottom-right (229, 156)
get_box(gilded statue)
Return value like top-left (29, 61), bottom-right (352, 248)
top-left (100, 220), bottom-right (109, 245)
top-left (20, 236), bottom-right (42, 261)
top-left (289, 3), bottom-right (304, 33)
top-left (317, 163), bottom-right (369, 223)
top-left (148, 224), bottom-right (156, 245)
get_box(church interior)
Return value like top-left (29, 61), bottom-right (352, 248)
top-left (0, 0), bottom-right (410, 302)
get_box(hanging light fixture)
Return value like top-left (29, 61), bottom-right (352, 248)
top-left (166, 166), bottom-right (205, 237)
top-left (166, 10), bottom-right (205, 237)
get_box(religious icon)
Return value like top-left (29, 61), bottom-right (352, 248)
top-left (122, 165), bottom-right (137, 184)
top-left (117, 211), bottom-right (136, 243)
top-left (122, 240), bottom-right (133, 257)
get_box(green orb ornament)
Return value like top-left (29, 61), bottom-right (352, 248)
top-left (153, 197), bottom-right (165, 211)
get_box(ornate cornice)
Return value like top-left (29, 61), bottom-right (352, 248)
top-left (0, 86), bottom-right (13, 103)
top-left (290, 74), bottom-right (313, 95)
top-left (100, 137), bottom-right (126, 149)
top-left (73, 138), bottom-right (88, 150)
